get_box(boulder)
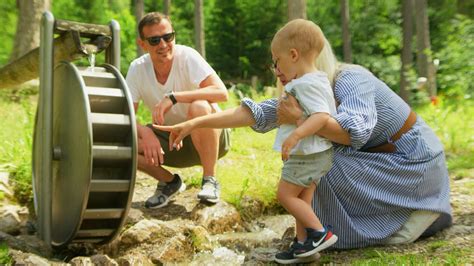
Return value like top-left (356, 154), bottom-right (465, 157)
top-left (191, 201), bottom-right (242, 234)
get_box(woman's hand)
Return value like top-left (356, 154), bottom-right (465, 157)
top-left (277, 93), bottom-right (304, 125)
top-left (154, 122), bottom-right (193, 151)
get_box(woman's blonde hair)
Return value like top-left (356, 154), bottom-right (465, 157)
top-left (315, 37), bottom-right (340, 87)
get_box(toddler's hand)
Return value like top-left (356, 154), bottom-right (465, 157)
top-left (281, 135), bottom-right (298, 161)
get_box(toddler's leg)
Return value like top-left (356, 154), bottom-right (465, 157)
top-left (277, 180), bottom-right (324, 232)
top-left (294, 182), bottom-right (324, 241)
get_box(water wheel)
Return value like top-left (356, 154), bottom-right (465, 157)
top-left (32, 62), bottom-right (137, 247)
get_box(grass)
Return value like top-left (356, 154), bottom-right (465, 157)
top-left (2, 87), bottom-right (474, 210)
top-left (0, 88), bottom-right (35, 207)
top-left (1, 86), bottom-right (473, 264)
top-left (0, 242), bottom-right (12, 264)
top-left (415, 98), bottom-right (474, 181)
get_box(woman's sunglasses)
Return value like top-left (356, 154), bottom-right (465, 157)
top-left (146, 32), bottom-right (176, 46)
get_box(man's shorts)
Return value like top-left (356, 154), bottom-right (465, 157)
top-left (147, 124), bottom-right (231, 168)
top-left (281, 148), bottom-right (333, 187)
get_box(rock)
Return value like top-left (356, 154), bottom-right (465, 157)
top-left (211, 228), bottom-right (280, 253)
top-left (190, 247), bottom-right (245, 265)
top-left (0, 231), bottom-right (51, 258)
top-left (0, 205), bottom-right (29, 234)
top-left (149, 233), bottom-right (193, 263)
top-left (69, 256), bottom-right (93, 266)
top-left (90, 254), bottom-right (118, 265)
top-left (239, 196), bottom-right (264, 221)
top-left (119, 219), bottom-right (176, 247)
top-left (247, 247), bottom-right (281, 263)
top-left (9, 249), bottom-right (63, 265)
top-left (125, 208), bottom-right (143, 225)
top-left (257, 214), bottom-right (295, 239)
top-left (16, 235), bottom-right (52, 257)
top-left (191, 201), bottom-right (242, 234)
top-left (187, 225), bottom-right (214, 252)
top-left (115, 253), bottom-right (154, 266)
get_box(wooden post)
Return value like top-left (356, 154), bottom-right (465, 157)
top-left (135, 0), bottom-right (144, 57)
top-left (194, 0), bottom-right (205, 58)
top-left (288, 0), bottom-right (307, 21)
top-left (400, 0), bottom-right (414, 103)
top-left (340, 0), bottom-right (352, 63)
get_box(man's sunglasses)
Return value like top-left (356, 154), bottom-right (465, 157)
top-left (146, 32), bottom-right (176, 46)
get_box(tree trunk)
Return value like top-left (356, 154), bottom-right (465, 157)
top-left (415, 0), bottom-right (436, 98)
top-left (288, 0), bottom-right (306, 21)
top-left (400, 0), bottom-right (414, 103)
top-left (9, 0), bottom-right (51, 62)
top-left (194, 0), bottom-right (205, 58)
top-left (340, 0), bottom-right (352, 63)
top-left (134, 0), bottom-right (144, 57)
top-left (163, 0), bottom-right (171, 15)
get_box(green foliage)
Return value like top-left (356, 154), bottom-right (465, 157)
top-left (0, 90), bottom-right (35, 209)
top-left (0, 0), bottom-right (17, 65)
top-left (435, 15), bottom-right (474, 98)
top-left (415, 98), bottom-right (474, 175)
top-left (1, 0), bottom-right (472, 101)
top-left (207, 0), bottom-right (285, 82)
top-left (0, 242), bottom-right (12, 265)
top-left (319, 242), bottom-right (473, 265)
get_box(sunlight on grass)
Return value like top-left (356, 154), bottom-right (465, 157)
top-left (415, 99), bottom-right (474, 173)
top-left (0, 242), bottom-right (12, 264)
top-left (1, 87), bottom-right (473, 216)
top-left (320, 244), bottom-right (472, 265)
top-left (0, 90), bottom-right (36, 206)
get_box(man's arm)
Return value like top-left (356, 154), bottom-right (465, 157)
top-left (134, 102), bottom-right (164, 166)
top-left (153, 73), bottom-right (228, 124)
top-left (173, 73), bottom-right (228, 103)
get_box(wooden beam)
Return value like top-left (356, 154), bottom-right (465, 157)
top-left (0, 31), bottom-right (110, 89)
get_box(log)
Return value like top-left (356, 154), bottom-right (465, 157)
top-left (0, 31), bottom-right (111, 89)
top-left (55, 19), bottom-right (111, 38)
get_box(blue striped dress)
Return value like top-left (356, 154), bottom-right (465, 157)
top-left (241, 66), bottom-right (452, 249)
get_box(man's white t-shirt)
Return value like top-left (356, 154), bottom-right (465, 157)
top-left (126, 44), bottom-right (219, 125)
top-left (273, 71), bottom-right (336, 155)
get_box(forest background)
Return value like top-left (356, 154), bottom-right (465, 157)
top-left (0, 0), bottom-right (473, 100)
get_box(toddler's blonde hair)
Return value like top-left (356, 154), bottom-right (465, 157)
top-left (271, 19), bottom-right (325, 58)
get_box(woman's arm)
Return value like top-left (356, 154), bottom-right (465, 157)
top-left (278, 95), bottom-right (351, 145)
top-left (155, 105), bottom-right (256, 149)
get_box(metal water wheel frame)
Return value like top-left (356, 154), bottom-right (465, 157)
top-left (32, 11), bottom-right (137, 248)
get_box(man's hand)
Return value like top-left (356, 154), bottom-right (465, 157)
top-left (154, 121), bottom-right (192, 151)
top-left (153, 97), bottom-right (173, 125)
top-left (140, 127), bottom-right (165, 166)
top-left (281, 134), bottom-right (300, 161)
top-left (277, 93), bottom-right (304, 125)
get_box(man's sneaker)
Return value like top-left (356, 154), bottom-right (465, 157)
top-left (294, 227), bottom-right (338, 258)
top-left (197, 176), bottom-right (220, 203)
top-left (145, 174), bottom-right (186, 209)
top-left (274, 240), bottom-right (320, 264)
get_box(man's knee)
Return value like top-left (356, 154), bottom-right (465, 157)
top-left (188, 100), bottom-right (212, 119)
